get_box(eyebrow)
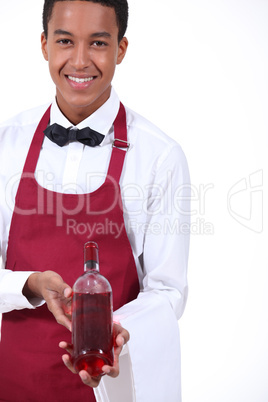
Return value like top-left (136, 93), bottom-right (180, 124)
top-left (90, 32), bottom-right (111, 39)
top-left (53, 29), bottom-right (112, 39)
top-left (54, 29), bottom-right (73, 37)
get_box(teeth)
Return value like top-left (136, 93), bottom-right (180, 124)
top-left (68, 76), bottom-right (94, 83)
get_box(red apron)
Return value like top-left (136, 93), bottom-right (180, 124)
top-left (0, 104), bottom-right (140, 402)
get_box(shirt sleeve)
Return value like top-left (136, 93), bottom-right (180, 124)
top-left (0, 269), bottom-right (45, 313)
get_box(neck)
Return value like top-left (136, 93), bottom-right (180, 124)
top-left (55, 86), bottom-right (112, 125)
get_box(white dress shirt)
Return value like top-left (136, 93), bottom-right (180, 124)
top-left (0, 88), bottom-right (190, 401)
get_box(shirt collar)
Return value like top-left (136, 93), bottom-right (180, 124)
top-left (50, 88), bottom-right (120, 145)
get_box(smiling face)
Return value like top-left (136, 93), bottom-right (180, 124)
top-left (41, 1), bottom-right (128, 125)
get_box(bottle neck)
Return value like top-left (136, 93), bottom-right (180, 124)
top-left (84, 242), bottom-right (99, 272)
top-left (84, 260), bottom-right (99, 272)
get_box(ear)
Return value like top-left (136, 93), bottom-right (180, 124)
top-left (41, 32), bottom-right (49, 61)
top-left (116, 37), bottom-right (128, 65)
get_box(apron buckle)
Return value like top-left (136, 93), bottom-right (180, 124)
top-left (112, 138), bottom-right (130, 151)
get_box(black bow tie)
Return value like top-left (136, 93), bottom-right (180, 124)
top-left (44, 123), bottom-right (105, 147)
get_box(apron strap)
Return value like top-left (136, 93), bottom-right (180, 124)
top-left (106, 103), bottom-right (129, 184)
top-left (23, 106), bottom-right (52, 174)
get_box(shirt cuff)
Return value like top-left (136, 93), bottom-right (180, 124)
top-left (0, 270), bottom-right (45, 313)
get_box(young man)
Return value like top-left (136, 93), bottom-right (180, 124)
top-left (0, 1), bottom-right (190, 401)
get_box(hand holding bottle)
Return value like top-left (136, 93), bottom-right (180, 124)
top-left (22, 270), bottom-right (72, 331)
top-left (59, 322), bottom-right (130, 387)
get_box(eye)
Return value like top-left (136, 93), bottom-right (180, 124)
top-left (92, 40), bottom-right (107, 47)
top-left (57, 39), bottom-right (72, 45)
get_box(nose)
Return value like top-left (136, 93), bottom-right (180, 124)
top-left (70, 42), bottom-right (90, 70)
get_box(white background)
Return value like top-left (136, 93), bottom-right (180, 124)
top-left (0, 1), bottom-right (267, 401)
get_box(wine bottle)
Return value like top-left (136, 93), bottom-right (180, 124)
top-left (72, 241), bottom-right (114, 377)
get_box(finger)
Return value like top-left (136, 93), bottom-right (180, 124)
top-left (79, 370), bottom-right (102, 388)
top-left (59, 341), bottom-right (73, 355)
top-left (48, 301), bottom-right (72, 331)
top-left (119, 328), bottom-right (130, 343)
top-left (102, 345), bottom-right (121, 379)
top-left (64, 287), bottom-right (73, 299)
top-left (62, 354), bottom-right (77, 374)
top-left (114, 333), bottom-right (127, 358)
top-left (58, 315), bottom-right (72, 331)
top-left (102, 364), bottom-right (119, 378)
top-left (113, 323), bottom-right (130, 344)
top-left (46, 298), bottom-right (71, 330)
top-left (45, 294), bottom-right (72, 324)
top-left (63, 288), bottom-right (73, 317)
top-left (116, 334), bottom-right (125, 347)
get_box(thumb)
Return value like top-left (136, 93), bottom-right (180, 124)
top-left (63, 287), bottom-right (73, 298)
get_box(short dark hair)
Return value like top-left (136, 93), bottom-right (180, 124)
top-left (42, 0), bottom-right (129, 42)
